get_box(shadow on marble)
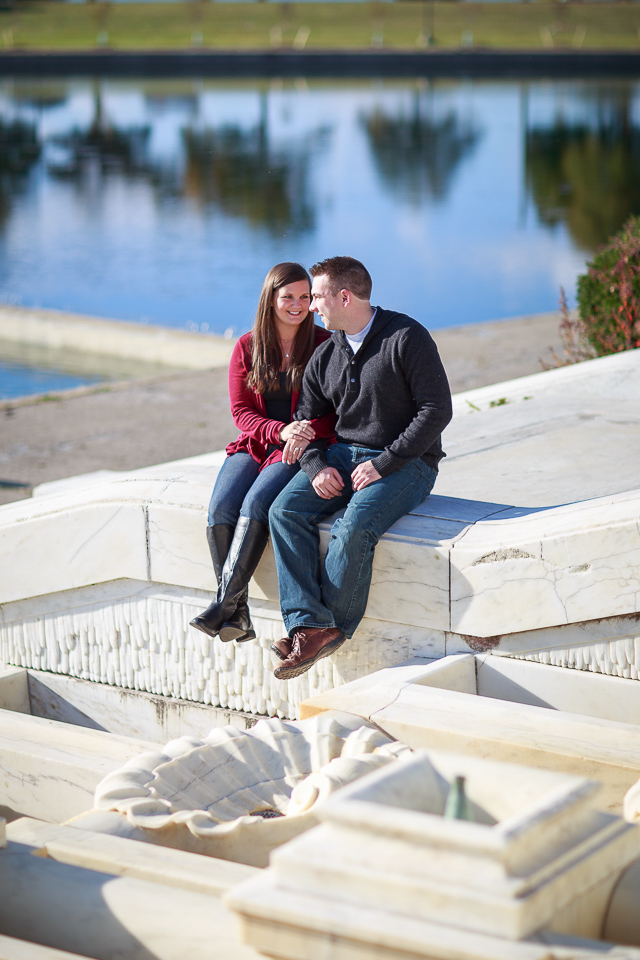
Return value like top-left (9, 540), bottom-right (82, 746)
top-left (0, 820), bottom-right (260, 960)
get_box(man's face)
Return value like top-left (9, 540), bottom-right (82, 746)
top-left (310, 274), bottom-right (344, 331)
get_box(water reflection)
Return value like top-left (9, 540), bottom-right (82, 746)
top-left (362, 93), bottom-right (481, 202)
top-left (182, 99), bottom-right (319, 236)
top-left (47, 86), bottom-right (152, 184)
top-left (0, 76), bottom-right (638, 334)
top-left (525, 85), bottom-right (640, 250)
top-left (0, 117), bottom-right (40, 227)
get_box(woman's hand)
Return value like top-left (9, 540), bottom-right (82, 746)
top-left (282, 436), bottom-right (311, 465)
top-left (279, 420), bottom-right (315, 444)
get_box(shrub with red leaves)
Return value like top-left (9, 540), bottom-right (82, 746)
top-left (577, 215), bottom-right (640, 356)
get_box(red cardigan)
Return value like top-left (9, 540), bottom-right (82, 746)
top-left (225, 326), bottom-right (335, 470)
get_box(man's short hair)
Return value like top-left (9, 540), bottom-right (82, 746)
top-left (310, 256), bottom-right (372, 300)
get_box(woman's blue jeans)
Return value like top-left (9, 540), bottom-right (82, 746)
top-left (268, 443), bottom-right (437, 639)
top-left (208, 452), bottom-right (300, 528)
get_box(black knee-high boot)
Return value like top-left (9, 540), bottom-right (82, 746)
top-left (209, 524), bottom-right (255, 641)
top-left (190, 518), bottom-right (269, 642)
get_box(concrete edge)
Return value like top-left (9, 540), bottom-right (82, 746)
top-left (1, 49), bottom-right (639, 79)
top-left (0, 306), bottom-right (236, 371)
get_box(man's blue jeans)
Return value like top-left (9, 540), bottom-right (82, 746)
top-left (268, 443), bottom-right (437, 639)
top-left (208, 452), bottom-right (300, 527)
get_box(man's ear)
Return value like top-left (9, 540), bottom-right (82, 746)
top-left (340, 288), bottom-right (351, 306)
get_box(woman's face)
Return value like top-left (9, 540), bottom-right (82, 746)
top-left (272, 279), bottom-right (311, 334)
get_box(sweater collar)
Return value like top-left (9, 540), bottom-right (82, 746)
top-left (336, 306), bottom-right (396, 352)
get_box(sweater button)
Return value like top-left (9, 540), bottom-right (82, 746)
top-left (350, 378), bottom-right (355, 383)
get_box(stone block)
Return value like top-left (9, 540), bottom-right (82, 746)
top-left (0, 667), bottom-right (30, 714)
top-left (0, 709), bottom-right (158, 822)
top-left (228, 747), bottom-right (640, 958)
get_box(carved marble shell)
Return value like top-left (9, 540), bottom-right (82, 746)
top-left (93, 711), bottom-right (410, 866)
top-left (624, 779), bottom-right (640, 823)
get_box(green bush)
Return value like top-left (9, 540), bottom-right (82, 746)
top-left (577, 214), bottom-right (640, 356)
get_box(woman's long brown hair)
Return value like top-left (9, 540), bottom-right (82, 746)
top-left (247, 261), bottom-right (316, 394)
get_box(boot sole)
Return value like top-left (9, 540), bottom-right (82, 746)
top-left (189, 616), bottom-right (219, 639)
top-left (274, 634), bottom-right (346, 680)
top-left (219, 623), bottom-right (256, 643)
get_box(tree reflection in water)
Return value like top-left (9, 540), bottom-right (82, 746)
top-left (45, 83), bottom-right (317, 237)
top-left (0, 118), bottom-right (41, 228)
top-left (525, 85), bottom-right (640, 251)
top-left (47, 83), bottom-right (153, 187)
top-left (361, 89), bottom-right (482, 203)
top-left (182, 99), bottom-right (318, 237)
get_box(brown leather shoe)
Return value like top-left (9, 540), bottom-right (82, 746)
top-left (270, 637), bottom-right (293, 661)
top-left (274, 627), bottom-right (346, 680)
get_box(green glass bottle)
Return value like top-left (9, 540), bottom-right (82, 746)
top-left (443, 775), bottom-right (473, 821)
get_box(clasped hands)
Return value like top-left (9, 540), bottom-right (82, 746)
top-left (281, 421), bottom-right (383, 493)
top-left (280, 420), bottom-right (315, 465)
top-left (312, 461), bottom-right (382, 500)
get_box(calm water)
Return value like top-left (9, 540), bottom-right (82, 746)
top-left (0, 74), bottom-right (639, 349)
top-left (0, 359), bottom-right (101, 400)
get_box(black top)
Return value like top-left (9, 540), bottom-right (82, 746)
top-left (294, 308), bottom-right (452, 479)
top-left (264, 372), bottom-right (291, 427)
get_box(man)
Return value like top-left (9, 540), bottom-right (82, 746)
top-left (268, 256), bottom-right (452, 680)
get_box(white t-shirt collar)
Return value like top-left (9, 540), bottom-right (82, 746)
top-left (345, 308), bottom-right (377, 354)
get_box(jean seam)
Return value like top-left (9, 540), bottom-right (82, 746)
top-left (277, 495), bottom-right (341, 631)
top-left (285, 620), bottom-right (337, 635)
top-left (336, 465), bottom-right (435, 635)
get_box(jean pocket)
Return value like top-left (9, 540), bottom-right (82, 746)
top-left (352, 446), bottom-right (383, 466)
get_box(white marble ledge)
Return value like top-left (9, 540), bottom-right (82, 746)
top-left (0, 708), bottom-right (160, 822)
top-left (0, 709), bottom-right (159, 764)
top-left (0, 839), bottom-right (261, 960)
top-left (451, 347), bottom-right (640, 417)
top-left (2, 430), bottom-right (640, 638)
top-left (450, 486), bottom-right (640, 637)
top-left (7, 818), bottom-right (258, 896)
top-left (0, 461), bottom-right (504, 617)
top-left (0, 466), bottom-right (214, 522)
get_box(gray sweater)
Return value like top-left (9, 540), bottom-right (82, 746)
top-left (295, 307), bottom-right (452, 479)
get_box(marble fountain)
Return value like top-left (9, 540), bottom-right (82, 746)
top-left (0, 347), bottom-right (640, 958)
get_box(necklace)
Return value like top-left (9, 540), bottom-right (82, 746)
top-left (279, 336), bottom-right (295, 359)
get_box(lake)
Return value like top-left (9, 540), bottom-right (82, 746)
top-left (0, 73), bottom-right (638, 350)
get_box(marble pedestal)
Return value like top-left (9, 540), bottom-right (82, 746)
top-left (228, 749), bottom-right (640, 960)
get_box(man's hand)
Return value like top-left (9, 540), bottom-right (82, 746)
top-left (282, 436), bottom-right (311, 465)
top-left (312, 467), bottom-right (345, 500)
top-left (351, 460), bottom-right (382, 491)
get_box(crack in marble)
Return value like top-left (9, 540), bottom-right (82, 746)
top-left (67, 506), bottom-right (128, 565)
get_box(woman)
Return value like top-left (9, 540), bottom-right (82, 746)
top-left (190, 262), bottom-right (333, 643)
